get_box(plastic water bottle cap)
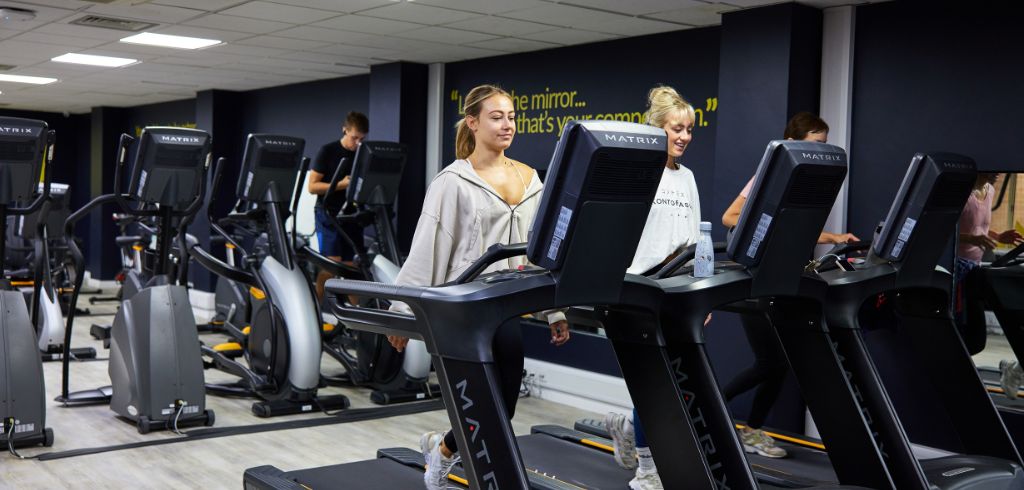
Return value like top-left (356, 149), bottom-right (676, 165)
top-left (699, 221), bottom-right (712, 232)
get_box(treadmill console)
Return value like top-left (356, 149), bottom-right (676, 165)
top-left (0, 116), bottom-right (50, 204)
top-left (129, 127), bottom-right (212, 209)
top-left (728, 140), bottom-right (848, 267)
top-left (346, 141), bottom-right (407, 207)
top-left (237, 133), bottom-right (305, 204)
top-left (527, 120), bottom-right (666, 304)
top-left (871, 152), bottom-right (975, 277)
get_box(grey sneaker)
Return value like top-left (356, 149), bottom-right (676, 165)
top-left (740, 427), bottom-right (787, 458)
top-left (421, 431), bottom-right (459, 490)
top-left (1000, 360), bottom-right (1024, 400)
top-left (629, 468), bottom-right (665, 490)
top-left (604, 412), bottom-right (637, 470)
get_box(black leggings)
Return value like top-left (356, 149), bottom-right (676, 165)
top-left (723, 311), bottom-right (789, 429)
top-left (443, 318), bottom-right (524, 453)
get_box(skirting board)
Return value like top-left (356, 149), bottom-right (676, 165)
top-left (522, 358), bottom-right (632, 416)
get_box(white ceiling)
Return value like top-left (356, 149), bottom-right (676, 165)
top-left (0, 0), bottom-right (884, 114)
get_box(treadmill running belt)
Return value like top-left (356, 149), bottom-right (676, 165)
top-left (979, 368), bottom-right (1024, 411)
top-left (745, 443), bottom-right (839, 488)
top-left (517, 433), bottom-right (634, 489)
top-left (287, 458), bottom-right (426, 489)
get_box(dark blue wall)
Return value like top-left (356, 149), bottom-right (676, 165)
top-left (241, 75), bottom-right (370, 162)
top-left (850, 0), bottom-right (1024, 451)
top-left (123, 98), bottom-right (196, 138)
top-left (0, 109), bottom-right (90, 212)
top-left (442, 27), bottom-right (721, 205)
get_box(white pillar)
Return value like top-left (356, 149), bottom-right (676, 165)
top-left (425, 62), bottom-right (444, 188)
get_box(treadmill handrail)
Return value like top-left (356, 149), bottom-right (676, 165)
top-left (454, 242), bottom-right (529, 284)
top-left (652, 241), bottom-right (728, 279)
top-left (330, 299), bottom-right (421, 339)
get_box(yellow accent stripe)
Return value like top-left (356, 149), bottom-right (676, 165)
top-left (242, 326), bottom-right (251, 335)
top-left (322, 323), bottom-right (335, 332)
top-left (580, 438), bottom-right (613, 452)
top-left (987, 386), bottom-right (1024, 398)
top-left (735, 423), bottom-right (826, 451)
top-left (249, 287), bottom-right (265, 300)
top-left (422, 465), bottom-right (469, 486)
top-left (11, 280), bottom-right (34, 287)
top-left (210, 320), bottom-right (224, 325)
top-left (132, 245), bottom-right (143, 251)
top-left (226, 243), bottom-right (236, 249)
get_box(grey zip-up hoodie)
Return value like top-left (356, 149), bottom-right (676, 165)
top-left (392, 159), bottom-right (566, 325)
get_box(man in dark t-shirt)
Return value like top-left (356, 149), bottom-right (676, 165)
top-left (308, 111), bottom-right (368, 298)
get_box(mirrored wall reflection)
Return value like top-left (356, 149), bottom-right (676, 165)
top-left (960, 173), bottom-right (1024, 391)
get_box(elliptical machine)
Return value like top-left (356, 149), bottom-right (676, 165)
top-left (57, 127), bottom-right (215, 434)
top-left (1, 116), bottom-right (56, 452)
top-left (189, 133), bottom-right (349, 417)
top-left (313, 141), bottom-right (435, 404)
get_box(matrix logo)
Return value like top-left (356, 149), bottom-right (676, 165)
top-left (265, 139), bottom-right (296, 147)
top-left (669, 356), bottom-right (731, 489)
top-left (604, 133), bottom-right (660, 145)
top-left (801, 152), bottom-right (843, 162)
top-left (455, 379), bottom-right (498, 489)
top-left (0, 126), bottom-right (34, 134)
top-left (159, 135), bottom-right (201, 144)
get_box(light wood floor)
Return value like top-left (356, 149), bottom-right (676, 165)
top-left (0, 297), bottom-right (597, 489)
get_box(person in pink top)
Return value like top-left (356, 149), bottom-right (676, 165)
top-left (957, 173), bottom-right (1024, 398)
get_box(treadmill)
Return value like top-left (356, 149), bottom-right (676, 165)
top-left (246, 120), bottom-right (681, 489)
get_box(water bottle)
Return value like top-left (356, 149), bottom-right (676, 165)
top-left (694, 221), bottom-right (714, 278)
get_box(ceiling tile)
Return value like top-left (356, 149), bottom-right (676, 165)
top-left (9, 31), bottom-right (108, 48)
top-left (205, 43), bottom-right (292, 57)
top-left (397, 26), bottom-right (499, 44)
top-left (273, 26), bottom-right (373, 44)
top-left (500, 4), bottom-right (626, 28)
top-left (471, 37), bottom-right (558, 53)
top-left (442, 16), bottom-right (553, 37)
top-left (273, 51), bottom-right (375, 67)
top-left (398, 44), bottom-right (504, 63)
top-left (414, 0), bottom-right (548, 15)
top-left (523, 28), bottom-right (621, 45)
top-left (312, 14), bottom-right (423, 35)
top-left (717, 0), bottom-right (788, 6)
top-left (584, 16), bottom-right (686, 36)
top-left (220, 1), bottom-right (342, 24)
top-left (32, 23), bottom-right (132, 41)
top-left (266, 0), bottom-right (397, 13)
top-left (236, 35), bottom-right (333, 50)
top-left (151, 0), bottom-right (250, 10)
top-left (0, 2), bottom-right (77, 31)
top-left (358, 2), bottom-right (481, 25)
top-left (558, 0), bottom-right (707, 16)
top-left (310, 43), bottom-right (405, 60)
top-left (653, 3), bottom-right (738, 26)
top-left (183, 13), bottom-right (293, 34)
top-left (84, 3), bottom-right (205, 23)
top-left (0, 39), bottom-right (76, 59)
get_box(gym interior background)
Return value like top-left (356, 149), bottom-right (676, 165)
top-left (2, 0), bottom-right (1023, 486)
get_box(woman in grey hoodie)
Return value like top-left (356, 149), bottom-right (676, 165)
top-left (385, 84), bottom-right (570, 490)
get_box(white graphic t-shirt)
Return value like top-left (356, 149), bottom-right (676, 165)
top-left (628, 164), bottom-right (702, 275)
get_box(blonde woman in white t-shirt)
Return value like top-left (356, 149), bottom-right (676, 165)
top-left (604, 85), bottom-right (703, 490)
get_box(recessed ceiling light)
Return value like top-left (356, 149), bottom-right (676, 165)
top-left (119, 32), bottom-right (221, 50)
top-left (52, 53), bottom-right (138, 67)
top-left (0, 74), bottom-right (58, 85)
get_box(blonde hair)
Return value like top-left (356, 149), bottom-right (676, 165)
top-left (455, 84), bottom-right (512, 160)
top-left (643, 85), bottom-right (695, 129)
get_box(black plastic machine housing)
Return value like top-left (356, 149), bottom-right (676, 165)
top-left (128, 127), bottom-right (212, 209)
top-left (345, 140), bottom-right (407, 207)
top-left (237, 134), bottom-right (305, 203)
top-left (0, 117), bottom-right (49, 204)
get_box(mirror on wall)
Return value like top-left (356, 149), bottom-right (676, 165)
top-left (958, 172), bottom-right (1024, 373)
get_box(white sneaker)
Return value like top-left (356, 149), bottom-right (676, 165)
top-left (604, 412), bottom-right (637, 470)
top-left (629, 468), bottom-right (664, 490)
top-left (421, 431), bottom-right (459, 490)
